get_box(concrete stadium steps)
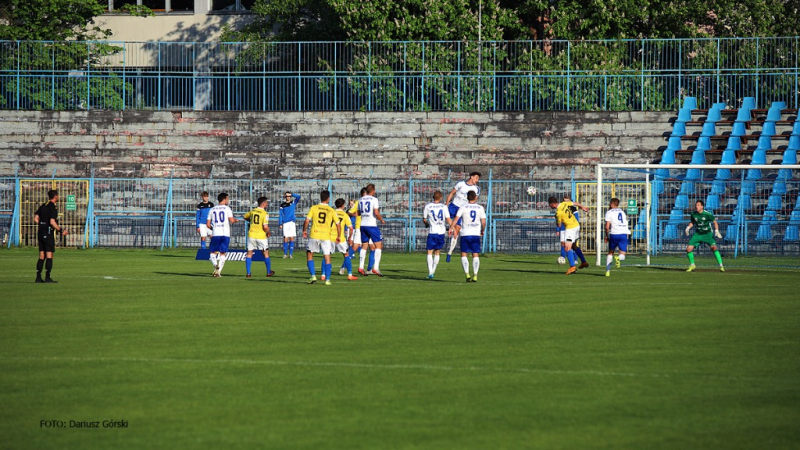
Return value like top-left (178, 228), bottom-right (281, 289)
top-left (0, 110), bottom-right (672, 179)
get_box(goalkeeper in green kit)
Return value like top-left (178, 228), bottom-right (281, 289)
top-left (685, 200), bottom-right (725, 272)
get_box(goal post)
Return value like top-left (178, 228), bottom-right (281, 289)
top-left (594, 163), bottom-right (800, 269)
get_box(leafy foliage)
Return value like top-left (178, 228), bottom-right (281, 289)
top-left (0, 0), bottom-right (110, 41)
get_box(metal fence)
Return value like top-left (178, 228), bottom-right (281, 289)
top-left (3, 175), bottom-right (799, 267)
top-left (1, 37), bottom-right (798, 112)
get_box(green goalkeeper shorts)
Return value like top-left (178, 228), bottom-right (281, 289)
top-left (688, 232), bottom-right (717, 247)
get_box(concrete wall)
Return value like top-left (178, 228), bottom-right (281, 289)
top-left (97, 13), bottom-right (255, 43)
top-left (0, 110), bottom-right (673, 180)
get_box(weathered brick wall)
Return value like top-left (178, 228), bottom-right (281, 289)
top-left (0, 110), bottom-right (673, 179)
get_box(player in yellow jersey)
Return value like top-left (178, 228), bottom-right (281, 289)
top-left (303, 190), bottom-right (341, 285)
top-left (548, 196), bottom-right (589, 275)
top-left (332, 198), bottom-right (358, 280)
top-left (243, 196), bottom-right (274, 278)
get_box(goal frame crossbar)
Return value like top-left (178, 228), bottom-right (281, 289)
top-left (594, 163), bottom-right (800, 266)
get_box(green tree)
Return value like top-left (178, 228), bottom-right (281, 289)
top-left (0, 0), bottom-right (111, 41)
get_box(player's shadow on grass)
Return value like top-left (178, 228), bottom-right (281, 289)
top-left (384, 268), bottom-right (462, 282)
top-left (154, 271), bottom-right (213, 278)
top-left (152, 254), bottom-right (193, 258)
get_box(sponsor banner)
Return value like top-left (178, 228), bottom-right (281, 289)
top-left (195, 249), bottom-right (266, 262)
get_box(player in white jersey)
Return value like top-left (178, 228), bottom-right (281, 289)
top-left (604, 197), bottom-right (631, 277)
top-left (206, 192), bottom-right (238, 277)
top-left (422, 190), bottom-right (452, 279)
top-left (357, 183), bottom-right (386, 276)
top-left (445, 172), bottom-right (481, 262)
top-left (453, 191), bottom-right (486, 282)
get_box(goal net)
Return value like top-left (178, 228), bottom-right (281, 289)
top-left (581, 163), bottom-right (800, 269)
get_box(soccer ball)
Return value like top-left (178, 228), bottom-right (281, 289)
top-left (526, 186), bottom-right (537, 196)
top-left (557, 256), bottom-right (566, 265)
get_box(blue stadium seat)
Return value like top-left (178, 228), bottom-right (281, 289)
top-left (791, 210), bottom-right (800, 224)
top-left (720, 148), bottom-right (737, 165)
top-left (766, 106), bottom-right (783, 122)
top-left (632, 209), bottom-right (647, 240)
top-left (784, 225), bottom-right (799, 241)
top-left (746, 169), bottom-right (761, 181)
top-left (705, 193), bottom-right (721, 210)
top-left (772, 180), bottom-right (787, 195)
top-left (796, 195), bottom-right (800, 210)
top-left (671, 122), bottom-right (686, 137)
top-left (731, 121), bottom-right (747, 137)
top-left (715, 168), bottom-right (731, 181)
top-left (666, 137), bottom-right (682, 152)
top-left (761, 121), bottom-right (776, 138)
top-left (679, 181), bottom-right (695, 194)
top-left (755, 136), bottom-right (772, 153)
top-left (674, 194), bottom-right (690, 209)
top-left (690, 149), bottom-right (707, 165)
top-left (782, 149), bottom-right (797, 164)
top-left (683, 97), bottom-right (698, 110)
top-left (706, 108), bottom-right (722, 123)
top-left (711, 180), bottom-right (727, 194)
top-left (663, 224), bottom-right (679, 240)
top-left (713, 102), bottom-right (727, 109)
top-left (741, 97), bottom-right (756, 110)
top-left (700, 122), bottom-right (716, 137)
top-left (756, 222), bottom-right (773, 241)
top-left (766, 194), bottom-right (782, 211)
top-left (696, 137), bottom-right (712, 152)
top-left (725, 136), bottom-right (742, 151)
top-left (793, 121), bottom-right (800, 136)
top-left (770, 101), bottom-right (787, 111)
top-left (652, 179), bottom-right (665, 194)
top-left (676, 107), bottom-right (693, 123)
top-left (726, 216), bottom-right (739, 241)
top-left (737, 193), bottom-right (752, 210)
top-left (685, 169), bottom-right (701, 181)
top-left (741, 179), bottom-right (757, 194)
top-left (788, 135), bottom-right (799, 150)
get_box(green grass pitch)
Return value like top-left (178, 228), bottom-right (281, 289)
top-left (1, 248), bottom-right (798, 449)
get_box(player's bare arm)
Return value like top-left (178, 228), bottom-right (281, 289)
top-left (446, 189), bottom-right (457, 204)
top-left (374, 208), bottom-right (385, 225)
top-left (302, 218), bottom-right (310, 238)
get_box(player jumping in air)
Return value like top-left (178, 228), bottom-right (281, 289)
top-left (445, 172), bottom-right (481, 263)
top-left (422, 190), bottom-right (452, 279)
top-left (243, 196), bottom-right (275, 278)
top-left (685, 200), bottom-right (725, 272)
top-left (604, 197), bottom-right (631, 277)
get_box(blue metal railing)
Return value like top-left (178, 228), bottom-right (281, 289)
top-left (1, 37), bottom-right (798, 111)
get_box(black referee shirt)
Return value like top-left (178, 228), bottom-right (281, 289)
top-left (36, 202), bottom-right (58, 237)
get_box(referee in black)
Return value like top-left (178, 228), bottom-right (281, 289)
top-left (34, 189), bottom-right (68, 283)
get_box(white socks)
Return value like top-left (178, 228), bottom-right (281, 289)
top-left (461, 256), bottom-right (470, 275)
top-left (359, 248), bottom-right (367, 269)
top-left (374, 249), bottom-right (382, 270)
top-left (427, 254), bottom-right (434, 275)
top-left (472, 257), bottom-right (480, 275)
top-left (448, 236), bottom-right (458, 255)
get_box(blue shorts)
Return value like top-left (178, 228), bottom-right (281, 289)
top-left (461, 235), bottom-right (481, 254)
top-left (448, 203), bottom-right (462, 226)
top-left (608, 234), bottom-right (628, 253)
top-left (209, 236), bottom-right (230, 253)
top-left (426, 234), bottom-right (445, 251)
top-left (360, 226), bottom-right (383, 243)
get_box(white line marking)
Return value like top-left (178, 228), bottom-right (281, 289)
top-left (0, 355), bottom-right (771, 382)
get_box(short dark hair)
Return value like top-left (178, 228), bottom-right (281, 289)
top-left (469, 172), bottom-right (482, 178)
top-left (284, 191), bottom-right (291, 197)
top-left (334, 198), bottom-right (345, 208)
top-left (696, 200), bottom-right (704, 207)
top-left (257, 196), bottom-right (268, 206)
top-left (218, 192), bottom-right (228, 202)
top-left (610, 197), bottom-right (620, 207)
top-left (320, 190), bottom-right (330, 202)
top-left (48, 189), bottom-right (58, 200)
top-left (360, 188), bottom-right (367, 196)
top-left (548, 196), bottom-right (558, 205)
top-left (433, 190), bottom-right (443, 201)
top-left (201, 191), bottom-right (209, 197)
top-left (467, 191), bottom-right (477, 201)
top-left (366, 183), bottom-right (376, 194)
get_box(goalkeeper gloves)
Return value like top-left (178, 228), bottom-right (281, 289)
top-left (714, 230), bottom-right (722, 239)
top-left (685, 226), bottom-right (691, 236)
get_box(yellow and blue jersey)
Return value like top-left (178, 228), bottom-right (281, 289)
top-left (306, 203), bottom-right (338, 240)
top-left (556, 201), bottom-right (580, 230)
top-left (331, 209), bottom-right (351, 242)
top-left (348, 202), bottom-right (361, 229)
top-left (243, 208), bottom-right (269, 239)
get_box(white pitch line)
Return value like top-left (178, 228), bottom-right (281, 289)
top-left (0, 355), bottom-right (770, 382)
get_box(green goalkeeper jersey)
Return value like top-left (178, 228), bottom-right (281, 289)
top-left (691, 210), bottom-right (715, 235)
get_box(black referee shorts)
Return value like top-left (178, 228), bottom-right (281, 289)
top-left (38, 235), bottom-right (56, 253)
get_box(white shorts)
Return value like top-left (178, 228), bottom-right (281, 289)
top-left (334, 241), bottom-right (349, 254)
top-left (307, 238), bottom-right (332, 255)
top-left (563, 226), bottom-right (580, 243)
top-left (282, 221), bottom-right (297, 238)
top-left (353, 228), bottom-right (362, 245)
top-left (247, 237), bottom-right (269, 252)
top-left (198, 224), bottom-right (211, 238)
